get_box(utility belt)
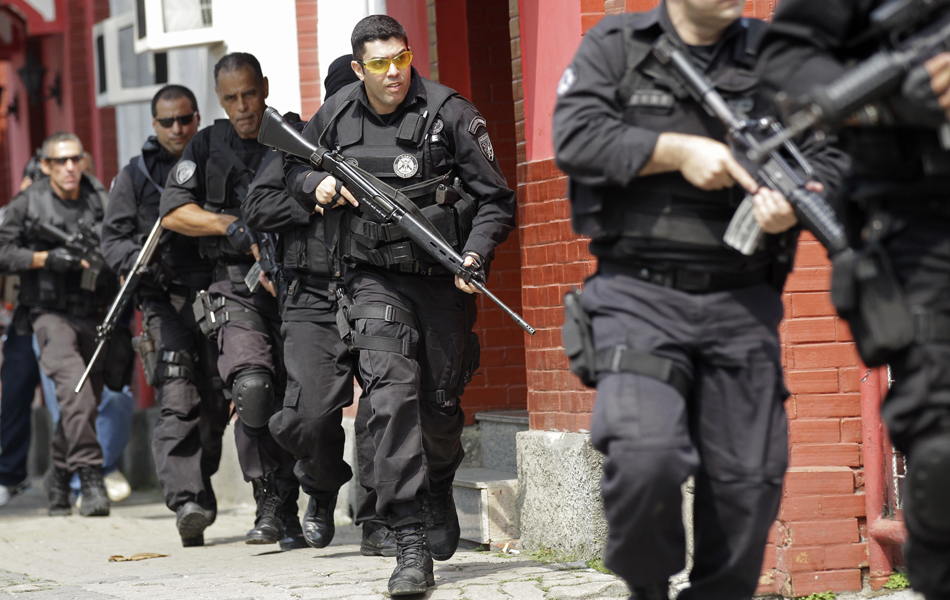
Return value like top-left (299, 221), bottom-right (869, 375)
top-left (191, 290), bottom-right (270, 341)
top-left (561, 288), bottom-right (691, 398)
top-left (598, 261), bottom-right (771, 293)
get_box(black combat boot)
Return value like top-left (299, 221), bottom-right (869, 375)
top-left (388, 517), bottom-right (435, 596)
top-left (246, 472), bottom-right (282, 544)
top-left (77, 466), bottom-right (110, 517)
top-left (630, 582), bottom-right (669, 600)
top-left (279, 490), bottom-right (308, 550)
top-left (45, 466), bottom-right (72, 516)
top-left (302, 492), bottom-right (337, 548)
top-left (423, 479), bottom-right (460, 561)
top-left (177, 501), bottom-right (210, 547)
top-left (361, 519), bottom-right (397, 557)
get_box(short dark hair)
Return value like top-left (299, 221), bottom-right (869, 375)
top-left (151, 84), bottom-right (198, 117)
top-left (351, 15), bottom-right (408, 62)
top-left (213, 52), bottom-right (264, 87)
top-left (41, 132), bottom-right (83, 158)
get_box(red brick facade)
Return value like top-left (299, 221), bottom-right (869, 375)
top-left (296, 0), bottom-right (320, 117)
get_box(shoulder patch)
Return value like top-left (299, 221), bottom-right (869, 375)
top-left (468, 117), bottom-right (488, 135)
top-left (557, 66), bottom-right (576, 96)
top-left (431, 118), bottom-right (444, 134)
top-left (176, 160), bottom-right (197, 185)
top-left (478, 133), bottom-right (495, 162)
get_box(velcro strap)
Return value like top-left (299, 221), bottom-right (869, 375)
top-left (349, 218), bottom-right (404, 243)
top-left (161, 350), bottom-right (194, 368)
top-left (349, 332), bottom-right (418, 359)
top-left (595, 345), bottom-right (691, 399)
top-left (215, 307), bottom-right (269, 333)
top-left (421, 389), bottom-right (456, 408)
top-left (913, 308), bottom-right (950, 343)
top-left (347, 304), bottom-right (418, 329)
top-left (163, 364), bottom-right (195, 380)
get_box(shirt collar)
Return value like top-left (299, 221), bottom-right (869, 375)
top-left (639, 2), bottom-right (745, 56)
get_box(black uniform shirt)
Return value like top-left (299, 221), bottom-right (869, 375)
top-left (160, 120), bottom-right (268, 219)
top-left (553, 3), bottom-right (847, 271)
top-left (102, 137), bottom-right (210, 283)
top-left (284, 71), bottom-right (517, 263)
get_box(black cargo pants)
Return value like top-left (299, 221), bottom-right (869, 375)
top-left (877, 214), bottom-right (950, 599)
top-left (144, 291), bottom-right (229, 512)
top-left (583, 273), bottom-right (789, 600)
top-left (344, 265), bottom-right (473, 520)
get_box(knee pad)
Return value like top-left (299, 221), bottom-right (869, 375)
top-left (232, 368), bottom-right (275, 429)
top-left (906, 433), bottom-right (950, 534)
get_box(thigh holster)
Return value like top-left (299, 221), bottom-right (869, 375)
top-left (193, 290), bottom-right (269, 341)
top-left (336, 292), bottom-right (419, 359)
top-left (132, 329), bottom-right (159, 387)
top-left (562, 288), bottom-right (691, 398)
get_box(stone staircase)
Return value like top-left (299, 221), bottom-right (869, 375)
top-left (453, 410), bottom-right (528, 546)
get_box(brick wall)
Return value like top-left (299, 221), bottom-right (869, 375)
top-left (427, 0), bottom-right (438, 81)
top-left (456, 0), bottom-right (527, 422)
top-left (758, 234), bottom-right (867, 597)
top-left (296, 0), bottom-right (320, 117)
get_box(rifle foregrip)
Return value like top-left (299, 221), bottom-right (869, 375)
top-left (811, 52), bottom-right (907, 124)
top-left (787, 188), bottom-right (849, 255)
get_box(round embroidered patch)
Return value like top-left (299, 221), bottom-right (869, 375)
top-left (393, 154), bottom-right (419, 179)
top-left (431, 118), bottom-right (444, 134)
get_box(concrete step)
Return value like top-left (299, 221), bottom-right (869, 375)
top-left (474, 410), bottom-right (528, 474)
top-left (453, 467), bottom-right (519, 545)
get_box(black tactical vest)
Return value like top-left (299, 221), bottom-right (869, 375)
top-left (19, 177), bottom-right (110, 317)
top-left (571, 18), bottom-right (775, 268)
top-left (321, 78), bottom-right (477, 271)
top-left (199, 120), bottom-right (267, 264)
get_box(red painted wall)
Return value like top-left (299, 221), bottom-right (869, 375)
top-left (387, 0), bottom-right (431, 78)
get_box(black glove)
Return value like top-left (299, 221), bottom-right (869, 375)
top-left (463, 251), bottom-right (486, 283)
top-left (44, 247), bottom-right (82, 272)
top-left (225, 218), bottom-right (257, 254)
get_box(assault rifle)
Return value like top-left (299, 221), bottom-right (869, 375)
top-left (244, 231), bottom-right (280, 294)
top-left (752, 0), bottom-right (950, 159)
top-left (652, 37), bottom-right (850, 257)
top-left (257, 107), bottom-right (536, 335)
top-left (75, 219), bottom-right (164, 393)
top-left (30, 220), bottom-right (107, 291)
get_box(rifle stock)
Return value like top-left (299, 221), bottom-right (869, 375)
top-left (258, 107), bottom-right (536, 335)
top-left (74, 219), bottom-right (164, 393)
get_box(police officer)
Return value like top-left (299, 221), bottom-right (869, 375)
top-left (0, 132), bottom-right (116, 518)
top-left (100, 85), bottom-right (231, 547)
top-left (552, 0), bottom-right (849, 598)
top-left (243, 55), bottom-right (395, 556)
top-left (761, 4), bottom-right (950, 598)
top-left (285, 16), bottom-right (516, 595)
top-left (160, 53), bottom-right (302, 548)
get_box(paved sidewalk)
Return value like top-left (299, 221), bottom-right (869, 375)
top-left (0, 482), bottom-right (629, 599)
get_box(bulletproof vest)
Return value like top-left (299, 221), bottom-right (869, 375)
top-left (199, 119), bottom-right (267, 264)
top-left (322, 78), bottom-right (477, 271)
top-left (571, 19), bottom-right (770, 260)
top-left (18, 177), bottom-right (108, 317)
top-left (129, 140), bottom-right (207, 288)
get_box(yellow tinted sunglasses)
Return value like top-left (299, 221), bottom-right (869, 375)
top-left (359, 50), bottom-right (413, 75)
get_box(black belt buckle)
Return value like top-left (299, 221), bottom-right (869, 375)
top-left (674, 269), bottom-right (711, 292)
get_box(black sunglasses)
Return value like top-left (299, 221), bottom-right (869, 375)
top-left (155, 112), bottom-right (197, 128)
top-left (43, 154), bottom-right (83, 166)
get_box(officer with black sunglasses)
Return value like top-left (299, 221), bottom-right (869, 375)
top-left (100, 85), bottom-right (237, 548)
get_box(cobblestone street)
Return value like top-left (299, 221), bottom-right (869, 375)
top-left (0, 484), bottom-right (630, 599)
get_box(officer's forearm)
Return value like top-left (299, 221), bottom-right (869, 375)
top-left (161, 203), bottom-right (237, 237)
top-left (638, 133), bottom-right (689, 176)
top-left (30, 251), bottom-right (48, 269)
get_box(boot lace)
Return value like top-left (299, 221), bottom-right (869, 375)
top-left (424, 485), bottom-right (451, 527)
top-left (394, 525), bottom-right (429, 569)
